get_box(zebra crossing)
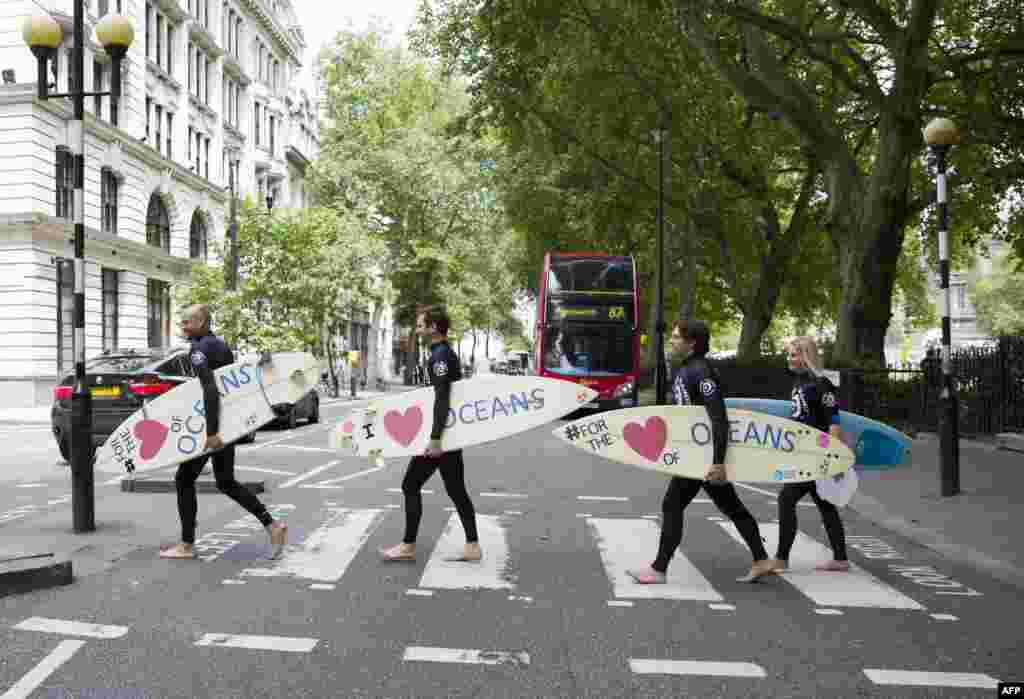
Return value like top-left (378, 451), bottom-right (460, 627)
top-left (223, 504), bottom-right (938, 615)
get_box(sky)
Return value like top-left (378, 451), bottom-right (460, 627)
top-left (288, 0), bottom-right (421, 96)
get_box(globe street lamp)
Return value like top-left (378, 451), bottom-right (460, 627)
top-left (23, 8), bottom-right (134, 532)
top-left (923, 116), bottom-right (961, 497)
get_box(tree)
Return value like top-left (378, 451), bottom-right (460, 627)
top-left (970, 251), bottom-right (1024, 336)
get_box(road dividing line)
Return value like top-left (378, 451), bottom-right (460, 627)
top-left (478, 492), bottom-right (528, 498)
top-left (14, 617), bottom-right (129, 639)
top-left (279, 460), bottom-right (340, 488)
top-left (241, 508), bottom-right (384, 582)
top-left (863, 669), bottom-right (999, 689)
top-left (0, 640), bottom-right (86, 699)
top-left (419, 514), bottom-right (513, 590)
top-left (577, 495), bottom-right (629, 502)
top-left (589, 518), bottom-right (724, 602)
top-left (715, 522), bottom-right (925, 610)
top-left (267, 444), bottom-right (335, 453)
top-left (402, 646), bottom-right (530, 666)
top-left (629, 659), bottom-right (766, 677)
top-left (195, 634), bottom-right (318, 652)
top-left (299, 464), bottom-right (384, 488)
top-left (234, 466), bottom-right (296, 476)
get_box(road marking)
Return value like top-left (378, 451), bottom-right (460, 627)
top-left (814, 608), bottom-right (844, 616)
top-left (589, 518), bottom-right (723, 601)
top-left (0, 640), bottom-right (86, 699)
top-left (300, 464), bottom-right (384, 489)
top-left (402, 646), bottom-right (530, 666)
top-left (578, 495), bottom-right (629, 502)
top-left (406, 589), bottom-right (434, 597)
top-left (576, 513), bottom-right (593, 518)
top-left (221, 580), bottom-right (246, 585)
top-left (716, 522), bottom-right (926, 610)
top-left (478, 492), bottom-right (528, 498)
top-left (930, 613), bottom-right (958, 621)
top-left (14, 483), bottom-right (47, 489)
top-left (248, 431), bottom-right (306, 450)
top-left (387, 488), bottom-right (434, 494)
top-left (629, 659), bottom-right (766, 677)
top-left (503, 510), bottom-right (523, 515)
top-left (863, 669), bottom-right (999, 689)
top-left (419, 514), bottom-right (513, 590)
top-left (309, 583), bottom-right (335, 590)
top-left (732, 482), bottom-right (817, 505)
top-left (279, 460), bottom-right (340, 488)
top-left (234, 466), bottom-right (296, 476)
top-left (195, 633), bottom-right (318, 652)
top-left (607, 600), bottom-right (633, 607)
top-left (709, 603), bottom-right (736, 611)
top-left (267, 444), bottom-right (335, 453)
top-left (14, 617), bottom-right (129, 639)
top-left (241, 507), bottom-right (384, 582)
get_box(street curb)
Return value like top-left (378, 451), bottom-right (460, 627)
top-left (120, 478), bottom-right (265, 494)
top-left (0, 553), bottom-right (73, 598)
top-left (848, 490), bottom-right (1024, 592)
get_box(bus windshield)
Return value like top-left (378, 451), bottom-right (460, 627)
top-left (541, 322), bottom-right (633, 376)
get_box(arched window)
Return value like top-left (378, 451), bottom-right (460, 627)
top-left (189, 210), bottom-right (208, 260)
top-left (146, 193), bottom-right (170, 251)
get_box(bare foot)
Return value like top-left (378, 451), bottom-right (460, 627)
top-left (159, 543), bottom-right (196, 560)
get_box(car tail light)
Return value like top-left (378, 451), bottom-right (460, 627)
top-left (54, 385), bottom-right (72, 400)
top-left (128, 378), bottom-right (176, 396)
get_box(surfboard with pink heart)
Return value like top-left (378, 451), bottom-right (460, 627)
top-left (342, 375), bottom-right (598, 460)
top-left (552, 406), bottom-right (855, 483)
top-left (93, 352), bottom-right (321, 475)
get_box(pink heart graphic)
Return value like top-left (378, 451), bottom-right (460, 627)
top-left (133, 419), bottom-right (169, 461)
top-left (623, 416), bottom-right (668, 463)
top-left (342, 420), bottom-right (353, 434)
top-left (383, 406), bottom-right (423, 447)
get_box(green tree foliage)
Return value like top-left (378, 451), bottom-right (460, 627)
top-left (970, 252), bottom-right (1024, 336)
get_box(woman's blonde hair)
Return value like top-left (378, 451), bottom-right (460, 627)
top-left (788, 335), bottom-right (823, 376)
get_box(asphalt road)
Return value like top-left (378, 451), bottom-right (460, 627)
top-left (1, 399), bottom-right (1021, 698)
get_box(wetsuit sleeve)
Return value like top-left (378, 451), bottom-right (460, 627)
top-left (429, 349), bottom-right (455, 441)
top-left (191, 341), bottom-right (220, 436)
top-left (695, 372), bottom-right (728, 464)
top-left (820, 378), bottom-right (841, 435)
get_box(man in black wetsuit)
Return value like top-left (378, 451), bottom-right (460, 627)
top-left (627, 319), bottom-right (776, 584)
top-left (380, 306), bottom-right (481, 563)
top-left (159, 304), bottom-right (288, 560)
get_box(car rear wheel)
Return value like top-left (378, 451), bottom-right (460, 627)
top-left (286, 406), bottom-right (298, 430)
top-left (58, 435), bottom-right (70, 463)
top-left (308, 395), bottom-right (320, 424)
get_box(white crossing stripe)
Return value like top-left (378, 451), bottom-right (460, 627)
top-left (863, 669), bottom-right (999, 689)
top-left (241, 508), bottom-right (384, 582)
top-left (419, 514), bottom-right (513, 590)
top-left (234, 466), bottom-right (296, 475)
top-left (402, 646), bottom-right (530, 666)
top-left (578, 495), bottom-right (629, 502)
top-left (387, 488), bottom-right (434, 494)
top-left (715, 522), bottom-right (925, 610)
top-left (279, 460), bottom-right (340, 488)
top-left (301, 465), bottom-right (385, 489)
top-left (14, 617), bottom-right (129, 639)
top-left (195, 633), bottom-right (318, 652)
top-left (588, 518), bottom-right (723, 601)
top-left (630, 659), bottom-right (766, 677)
top-left (0, 640), bottom-right (85, 699)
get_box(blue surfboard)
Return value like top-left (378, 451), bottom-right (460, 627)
top-left (724, 398), bottom-right (912, 470)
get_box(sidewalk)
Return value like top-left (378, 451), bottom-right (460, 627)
top-left (848, 432), bottom-right (1024, 591)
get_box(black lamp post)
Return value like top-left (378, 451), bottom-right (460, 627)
top-left (923, 116), bottom-right (961, 497)
top-left (23, 8), bottom-right (133, 533)
top-left (653, 123), bottom-right (668, 406)
top-left (225, 156), bottom-right (240, 291)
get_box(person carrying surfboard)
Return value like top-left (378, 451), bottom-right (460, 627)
top-left (769, 336), bottom-right (850, 573)
top-left (628, 319), bottom-right (777, 584)
top-left (159, 304), bottom-right (289, 560)
top-left (380, 306), bottom-right (482, 563)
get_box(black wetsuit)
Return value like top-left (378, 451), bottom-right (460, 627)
top-left (652, 353), bottom-right (767, 573)
top-left (175, 332), bottom-right (273, 544)
top-left (775, 372), bottom-right (847, 562)
top-left (401, 339), bottom-right (478, 544)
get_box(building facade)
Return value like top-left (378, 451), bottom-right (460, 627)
top-left (0, 0), bottom-right (319, 407)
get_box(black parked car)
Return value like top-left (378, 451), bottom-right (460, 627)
top-left (50, 346), bottom-right (256, 462)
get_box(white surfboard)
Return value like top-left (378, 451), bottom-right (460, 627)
top-left (94, 352), bottom-right (321, 475)
top-left (333, 375), bottom-right (597, 461)
top-left (552, 406), bottom-right (855, 484)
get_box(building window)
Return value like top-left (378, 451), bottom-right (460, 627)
top-left (204, 137), bottom-right (210, 179)
top-left (254, 103), bottom-right (261, 145)
top-left (204, 56), bottom-right (210, 103)
top-left (145, 96), bottom-right (152, 143)
top-left (102, 269), bottom-right (118, 351)
top-left (93, 60), bottom-right (104, 119)
top-left (145, 2), bottom-right (151, 57)
top-left (166, 112), bottom-right (173, 158)
top-left (269, 115), bottom-right (275, 154)
top-left (195, 130), bottom-right (201, 172)
top-left (56, 259), bottom-right (75, 376)
top-left (146, 193), bottom-right (170, 251)
top-left (188, 126), bottom-right (193, 164)
top-left (147, 279), bottom-right (170, 348)
top-left (187, 43), bottom-right (193, 92)
top-left (100, 169), bottom-right (118, 234)
top-left (156, 14), bottom-right (162, 65)
top-left (155, 104), bottom-right (162, 154)
top-left (55, 148), bottom-right (73, 220)
top-left (189, 211), bottom-right (207, 260)
top-left (167, 25), bottom-right (173, 73)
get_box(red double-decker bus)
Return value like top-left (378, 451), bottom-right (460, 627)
top-left (534, 252), bottom-right (640, 410)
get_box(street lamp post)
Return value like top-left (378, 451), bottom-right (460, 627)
top-left (923, 117), bottom-right (961, 497)
top-left (653, 123), bottom-right (668, 406)
top-left (23, 9), bottom-right (133, 532)
top-left (225, 157), bottom-right (240, 291)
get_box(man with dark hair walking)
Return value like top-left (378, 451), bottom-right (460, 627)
top-left (160, 304), bottom-right (288, 560)
top-left (380, 306), bottom-right (481, 563)
top-left (628, 318), bottom-right (776, 584)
